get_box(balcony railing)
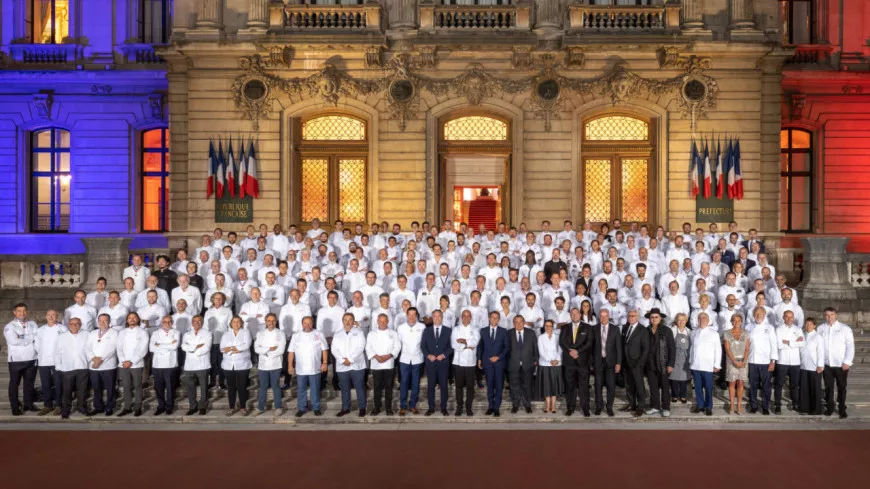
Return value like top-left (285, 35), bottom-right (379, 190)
top-left (421, 4), bottom-right (531, 31)
top-left (269, 3), bottom-right (383, 32)
top-left (6, 43), bottom-right (82, 64)
top-left (117, 43), bottom-right (166, 64)
top-left (568, 5), bottom-right (680, 33)
top-left (785, 45), bottom-right (833, 66)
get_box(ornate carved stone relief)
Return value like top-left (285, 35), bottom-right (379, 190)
top-left (365, 46), bottom-right (384, 69)
top-left (32, 91), bottom-right (54, 120)
top-left (789, 93), bottom-right (806, 121)
top-left (148, 93), bottom-right (166, 121)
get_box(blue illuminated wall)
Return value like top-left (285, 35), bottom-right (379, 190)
top-left (0, 0), bottom-right (169, 255)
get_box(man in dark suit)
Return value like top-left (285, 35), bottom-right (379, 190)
top-left (741, 229), bottom-right (765, 254)
top-left (507, 315), bottom-right (537, 414)
top-left (478, 311), bottom-right (509, 417)
top-left (421, 312), bottom-right (453, 416)
top-left (733, 247), bottom-right (756, 274)
top-left (621, 309), bottom-right (650, 417)
top-left (592, 309), bottom-right (622, 416)
top-left (560, 308), bottom-right (594, 416)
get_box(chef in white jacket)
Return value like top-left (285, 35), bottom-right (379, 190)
top-left (171, 275), bottom-right (202, 315)
top-left (240, 287), bottom-right (271, 341)
top-left (746, 307), bottom-right (779, 415)
top-left (774, 310), bottom-right (804, 414)
top-left (203, 292), bottom-right (232, 389)
top-left (86, 316), bottom-right (119, 416)
top-left (818, 307), bottom-right (855, 418)
top-left (181, 315), bottom-right (212, 416)
top-left (149, 316), bottom-right (180, 415)
top-left (137, 290), bottom-right (168, 334)
top-left (65, 290), bottom-right (98, 332)
top-left (331, 313), bottom-right (368, 417)
top-left (4, 303), bottom-right (39, 415)
top-left (799, 318), bottom-right (826, 415)
top-left (451, 310), bottom-right (481, 416)
top-left (54, 318), bottom-right (90, 418)
top-left (688, 313), bottom-right (721, 415)
top-left (123, 254), bottom-right (151, 291)
top-left (34, 310), bottom-right (65, 415)
top-left (98, 292), bottom-right (129, 330)
top-left (115, 313), bottom-right (149, 417)
top-left (366, 313), bottom-right (402, 415)
top-left (254, 313), bottom-right (286, 416)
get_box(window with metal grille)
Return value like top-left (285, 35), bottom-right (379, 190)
top-left (142, 128), bottom-right (170, 232)
top-left (31, 128), bottom-right (71, 232)
top-left (780, 129), bottom-right (813, 232)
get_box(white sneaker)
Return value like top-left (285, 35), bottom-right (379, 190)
top-left (275, 408), bottom-right (283, 417)
top-left (256, 409), bottom-right (265, 416)
top-left (644, 408), bottom-right (660, 416)
top-left (661, 410), bottom-right (670, 417)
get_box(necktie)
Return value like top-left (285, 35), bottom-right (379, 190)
top-left (601, 325), bottom-right (607, 358)
top-left (491, 328), bottom-right (495, 340)
top-left (573, 324), bottom-right (578, 343)
top-left (628, 324), bottom-right (634, 340)
top-left (518, 331), bottom-right (523, 349)
top-left (435, 327), bottom-right (439, 340)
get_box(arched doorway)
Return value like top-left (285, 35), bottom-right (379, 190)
top-left (437, 113), bottom-right (512, 231)
top-left (580, 114), bottom-right (657, 226)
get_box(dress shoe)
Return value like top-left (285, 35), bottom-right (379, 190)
top-left (565, 409), bottom-right (574, 416)
top-left (314, 410), bottom-right (323, 416)
top-left (52, 407), bottom-right (62, 416)
top-left (671, 397), bottom-right (678, 403)
top-left (87, 409), bottom-right (101, 417)
top-left (61, 411), bottom-right (70, 419)
top-left (410, 408), bottom-right (420, 415)
top-left (386, 409), bottom-right (394, 416)
top-left (619, 405), bottom-right (634, 412)
top-left (762, 408), bottom-right (770, 416)
top-left (11, 408), bottom-right (23, 416)
top-left (633, 409), bottom-right (644, 417)
top-left (606, 408), bottom-right (614, 417)
top-left (493, 410), bottom-right (500, 417)
top-left (38, 406), bottom-right (53, 416)
top-left (399, 409), bottom-right (406, 416)
top-left (824, 408), bottom-right (834, 417)
top-left (511, 406), bottom-right (519, 414)
top-left (749, 407), bottom-right (758, 414)
top-left (358, 409), bottom-right (366, 417)
top-left (336, 410), bottom-right (349, 417)
top-left (104, 409), bottom-right (114, 416)
top-left (594, 408), bottom-right (602, 416)
top-left (370, 408), bottom-right (381, 416)
top-left (425, 409), bottom-right (435, 416)
top-left (679, 398), bottom-right (687, 404)
top-left (455, 408), bottom-right (463, 416)
top-left (485, 408), bottom-right (494, 415)
top-left (583, 410), bottom-right (591, 417)
top-left (186, 408), bottom-right (197, 416)
top-left (117, 409), bottom-right (132, 417)
top-left (705, 409), bottom-right (713, 416)
top-left (441, 409), bottom-right (449, 416)
top-left (134, 409), bottom-right (143, 417)
top-left (295, 410), bottom-right (306, 417)
top-left (466, 409), bottom-right (473, 416)
top-left (207, 382), bottom-right (216, 390)
top-left (154, 408), bottom-right (166, 416)
top-left (839, 411), bottom-right (848, 419)
top-left (24, 405), bottom-right (38, 412)
top-left (166, 409), bottom-right (174, 416)
top-left (774, 407), bottom-right (782, 415)
top-left (199, 409), bottom-right (207, 415)
top-left (525, 407), bottom-right (532, 414)
top-left (77, 408), bottom-right (89, 416)
top-left (689, 406), bottom-right (701, 414)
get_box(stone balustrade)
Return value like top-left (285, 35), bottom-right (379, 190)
top-left (785, 45), bottom-right (834, 66)
top-left (420, 4), bottom-right (531, 31)
top-left (117, 43), bottom-right (166, 64)
top-left (0, 257), bottom-right (84, 289)
top-left (7, 43), bottom-right (82, 64)
top-left (568, 4), bottom-right (680, 33)
top-left (270, 3), bottom-right (382, 32)
top-left (850, 254), bottom-right (870, 289)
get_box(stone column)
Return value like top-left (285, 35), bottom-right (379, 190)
top-left (797, 237), bottom-right (857, 306)
top-left (389, 0), bottom-right (418, 30)
top-left (729, 0), bottom-right (756, 30)
top-left (195, 0), bottom-right (224, 30)
top-left (681, 0), bottom-right (705, 30)
top-left (247, 0), bottom-right (270, 30)
top-left (81, 238), bottom-right (133, 291)
top-left (534, 0), bottom-right (564, 29)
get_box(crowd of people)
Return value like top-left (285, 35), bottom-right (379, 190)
top-left (3, 218), bottom-right (856, 420)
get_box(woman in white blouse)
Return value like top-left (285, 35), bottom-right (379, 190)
top-left (220, 316), bottom-right (252, 417)
top-left (799, 318), bottom-right (826, 415)
top-left (536, 320), bottom-right (564, 414)
top-left (498, 296), bottom-right (516, 329)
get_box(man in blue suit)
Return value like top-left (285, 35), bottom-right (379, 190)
top-left (477, 311), bottom-right (509, 417)
top-left (421, 310), bottom-right (453, 416)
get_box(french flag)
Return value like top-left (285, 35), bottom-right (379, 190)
top-left (715, 138), bottom-right (724, 198)
top-left (238, 139), bottom-right (248, 198)
top-left (245, 140), bottom-right (260, 198)
top-left (206, 140), bottom-right (216, 199)
top-left (690, 140), bottom-right (700, 197)
top-left (216, 141), bottom-right (226, 199)
top-left (702, 139), bottom-right (712, 198)
top-left (733, 139), bottom-right (744, 200)
top-left (722, 137), bottom-right (733, 199)
top-left (226, 139), bottom-right (236, 198)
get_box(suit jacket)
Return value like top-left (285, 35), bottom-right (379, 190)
top-left (719, 250), bottom-right (736, 268)
top-left (592, 322), bottom-right (623, 371)
top-left (733, 258), bottom-right (756, 273)
top-left (559, 321), bottom-right (594, 369)
top-left (575, 276), bottom-right (594, 294)
top-left (421, 325), bottom-right (453, 361)
top-left (622, 323), bottom-right (650, 369)
top-left (477, 326), bottom-right (509, 369)
top-left (507, 328), bottom-right (538, 373)
top-left (741, 240), bottom-right (766, 254)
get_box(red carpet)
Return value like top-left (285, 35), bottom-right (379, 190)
top-left (1, 430), bottom-right (869, 488)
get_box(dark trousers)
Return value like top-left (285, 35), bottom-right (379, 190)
top-left (184, 369), bottom-right (209, 411)
top-left (323, 339), bottom-right (339, 391)
top-left (337, 369), bottom-right (367, 411)
top-left (647, 368), bottom-right (670, 411)
top-left (774, 364), bottom-right (800, 409)
top-left (483, 365), bottom-right (505, 410)
top-left (426, 359), bottom-right (450, 410)
top-left (38, 365), bottom-right (62, 408)
top-left (564, 365), bottom-right (590, 411)
top-left (209, 345), bottom-right (225, 385)
top-left (748, 363), bottom-right (771, 410)
top-left (594, 366), bottom-right (617, 410)
top-left (153, 367), bottom-right (177, 411)
top-left (823, 366), bottom-right (849, 413)
top-left (624, 364), bottom-right (646, 409)
top-left (225, 369), bottom-right (250, 410)
top-left (799, 369), bottom-right (823, 415)
top-left (509, 364), bottom-right (534, 409)
top-left (281, 349), bottom-right (292, 385)
top-left (670, 380), bottom-right (688, 399)
top-left (372, 368), bottom-right (394, 410)
top-left (89, 369), bottom-right (117, 411)
top-left (61, 369), bottom-right (89, 414)
top-left (257, 369), bottom-right (283, 411)
top-left (398, 363), bottom-right (421, 409)
top-left (454, 365), bottom-right (476, 411)
top-left (8, 360), bottom-right (37, 411)
top-left (692, 370), bottom-right (714, 410)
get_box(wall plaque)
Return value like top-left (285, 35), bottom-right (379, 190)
top-left (215, 196), bottom-right (254, 223)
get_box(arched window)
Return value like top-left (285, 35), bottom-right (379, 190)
top-left (31, 128), bottom-right (71, 232)
top-left (297, 115), bottom-right (367, 223)
top-left (780, 128), bottom-right (813, 232)
top-left (142, 128), bottom-right (170, 232)
top-left (443, 116), bottom-right (508, 141)
top-left (26, 0), bottom-right (71, 44)
top-left (582, 115), bottom-right (654, 224)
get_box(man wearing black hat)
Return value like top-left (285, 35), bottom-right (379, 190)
top-left (644, 308), bottom-right (675, 417)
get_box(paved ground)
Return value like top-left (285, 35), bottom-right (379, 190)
top-left (2, 428), bottom-right (869, 489)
